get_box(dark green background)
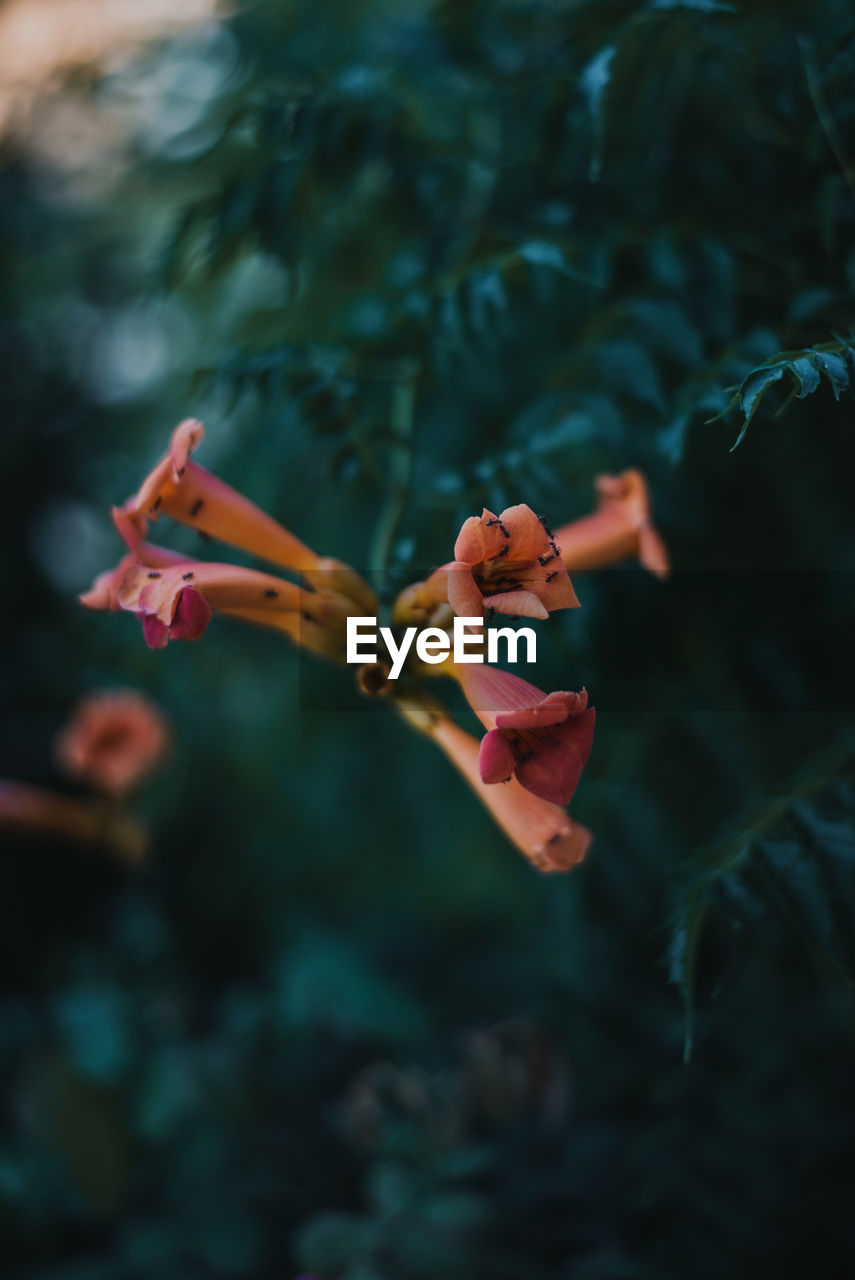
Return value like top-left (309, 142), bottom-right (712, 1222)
top-left (2, 1), bottom-right (855, 1276)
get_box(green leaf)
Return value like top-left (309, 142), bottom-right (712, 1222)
top-left (710, 336), bottom-right (855, 448)
top-left (671, 771), bottom-right (855, 1063)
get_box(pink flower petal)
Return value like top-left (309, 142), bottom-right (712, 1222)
top-left (142, 615), bottom-right (169, 650)
top-left (169, 587), bottom-right (212, 641)
top-left (478, 729), bottom-right (516, 783)
top-left (499, 503), bottom-right (550, 560)
top-left (455, 664), bottom-right (547, 726)
top-left (496, 688), bottom-right (588, 731)
top-left (536, 568), bottom-right (580, 611)
top-left (514, 708), bottom-right (596, 806)
top-left (169, 418), bottom-right (204, 477)
top-left (446, 563), bottom-right (486, 617)
top-left (453, 510), bottom-right (505, 564)
top-left (495, 700), bottom-right (569, 731)
top-left (79, 566), bottom-right (126, 611)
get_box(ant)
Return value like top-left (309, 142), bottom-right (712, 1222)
top-left (538, 515), bottom-right (554, 538)
top-left (497, 545), bottom-right (510, 558)
top-left (151, 495), bottom-right (162, 512)
top-left (182, 571), bottom-right (194, 581)
top-left (264, 588), bottom-right (279, 599)
top-left (537, 552), bottom-right (556, 566)
top-left (190, 498), bottom-right (204, 517)
top-left (545, 571), bottom-right (558, 582)
top-left (146, 571), bottom-right (161, 579)
top-left (486, 517), bottom-right (510, 538)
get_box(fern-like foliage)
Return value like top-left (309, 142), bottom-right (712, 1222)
top-left (713, 335), bottom-right (855, 450)
top-left (671, 768), bottom-right (855, 1064)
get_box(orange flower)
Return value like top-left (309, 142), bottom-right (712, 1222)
top-left (449, 663), bottom-right (595, 806)
top-left (397, 504), bottom-right (578, 625)
top-left (0, 781), bottom-right (147, 865)
top-left (115, 557), bottom-right (358, 657)
top-left (79, 508), bottom-right (191, 612)
top-left (54, 688), bottom-right (170, 798)
top-left (82, 498), bottom-right (364, 660)
top-left (398, 696), bottom-right (591, 873)
top-left (126, 418), bottom-right (316, 568)
top-left (123, 418), bottom-right (376, 611)
top-left (553, 470), bottom-right (669, 578)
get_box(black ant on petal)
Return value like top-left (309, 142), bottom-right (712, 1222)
top-left (486, 517), bottom-right (510, 538)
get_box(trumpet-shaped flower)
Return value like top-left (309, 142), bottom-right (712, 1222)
top-left (126, 418), bottom-right (317, 568)
top-left (115, 558), bottom-right (356, 654)
top-left (54, 689), bottom-right (170, 798)
top-left (79, 508), bottom-right (191, 612)
top-left (450, 663), bottom-right (595, 807)
top-left (82, 507), bottom-right (359, 658)
top-left (397, 696), bottom-right (591, 873)
top-left (123, 418), bottom-right (376, 611)
top-left (398, 504), bottom-right (578, 624)
top-left (553, 469), bottom-right (669, 578)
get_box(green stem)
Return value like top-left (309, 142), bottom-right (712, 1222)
top-left (369, 362), bottom-right (419, 588)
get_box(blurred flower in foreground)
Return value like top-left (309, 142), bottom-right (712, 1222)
top-left (395, 502), bottom-right (578, 624)
top-left (54, 688), bottom-right (170, 798)
top-left (554, 469), bottom-right (670, 578)
top-left (449, 664), bottom-right (595, 806)
top-left (0, 781), bottom-right (147, 865)
top-left (1, 687), bottom-right (169, 865)
top-left (397, 692), bottom-right (591, 873)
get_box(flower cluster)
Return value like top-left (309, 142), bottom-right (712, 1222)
top-left (82, 421), bottom-right (669, 873)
